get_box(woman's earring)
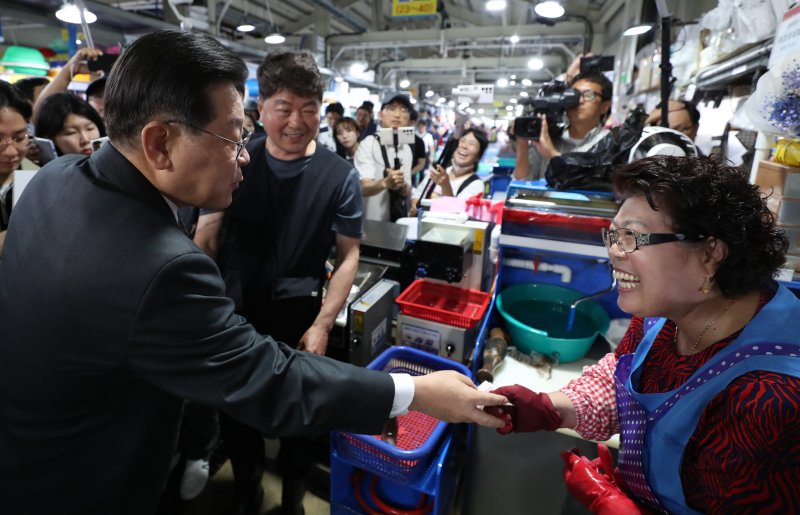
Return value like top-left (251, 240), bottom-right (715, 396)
top-left (701, 276), bottom-right (711, 295)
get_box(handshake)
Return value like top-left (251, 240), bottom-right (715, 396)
top-left (484, 384), bottom-right (563, 433)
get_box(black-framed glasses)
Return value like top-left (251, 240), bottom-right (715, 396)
top-left (601, 227), bottom-right (706, 254)
top-left (165, 120), bottom-right (251, 160)
top-left (577, 90), bottom-right (605, 102)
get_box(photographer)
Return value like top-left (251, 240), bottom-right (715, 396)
top-left (513, 71), bottom-right (612, 181)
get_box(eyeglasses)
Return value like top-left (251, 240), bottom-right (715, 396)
top-left (576, 90), bottom-right (605, 102)
top-left (601, 227), bottom-right (706, 254)
top-left (165, 120), bottom-right (251, 160)
top-left (0, 133), bottom-right (29, 153)
top-left (383, 104), bottom-right (410, 115)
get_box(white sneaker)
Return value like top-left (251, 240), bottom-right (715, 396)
top-left (179, 459), bottom-right (210, 501)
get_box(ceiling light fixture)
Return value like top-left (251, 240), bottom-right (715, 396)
top-left (527, 57), bottom-right (544, 70)
top-left (496, 78), bottom-right (508, 88)
top-left (264, 33), bottom-right (285, 44)
top-left (237, 23), bottom-right (256, 32)
top-left (349, 62), bottom-right (367, 75)
top-left (262, 0), bottom-right (284, 45)
top-left (399, 79), bottom-right (411, 88)
top-left (509, 34), bottom-right (520, 44)
top-left (55, 1), bottom-right (97, 24)
top-left (485, 0), bottom-right (507, 12)
top-left (623, 24), bottom-right (653, 36)
top-left (425, 90), bottom-right (435, 98)
top-left (334, 76), bottom-right (344, 83)
top-left (534, 0), bottom-right (564, 19)
top-left (521, 78), bottom-right (533, 86)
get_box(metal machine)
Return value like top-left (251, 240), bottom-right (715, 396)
top-left (396, 312), bottom-right (478, 363)
top-left (414, 213), bottom-right (493, 292)
top-left (326, 263), bottom-right (400, 367)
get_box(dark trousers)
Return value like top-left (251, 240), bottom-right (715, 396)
top-left (221, 293), bottom-right (321, 497)
top-left (179, 401), bottom-right (219, 460)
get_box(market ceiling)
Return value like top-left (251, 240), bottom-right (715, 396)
top-left (1, 0), bottom-right (613, 94)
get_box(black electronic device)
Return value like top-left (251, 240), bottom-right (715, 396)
top-left (579, 55), bottom-right (614, 75)
top-left (87, 54), bottom-right (117, 73)
top-left (514, 80), bottom-right (580, 140)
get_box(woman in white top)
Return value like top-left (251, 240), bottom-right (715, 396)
top-left (410, 127), bottom-right (488, 214)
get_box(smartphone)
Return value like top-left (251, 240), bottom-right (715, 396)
top-left (580, 55), bottom-right (614, 74)
top-left (377, 127), bottom-right (415, 146)
top-left (86, 54), bottom-right (117, 74)
top-left (33, 137), bottom-right (58, 165)
top-left (91, 136), bottom-right (109, 153)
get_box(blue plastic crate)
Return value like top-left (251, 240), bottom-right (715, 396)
top-left (332, 346), bottom-right (470, 484)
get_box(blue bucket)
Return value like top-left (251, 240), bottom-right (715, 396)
top-left (496, 283), bottom-right (610, 363)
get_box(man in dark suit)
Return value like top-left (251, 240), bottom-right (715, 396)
top-left (0, 30), bottom-right (506, 515)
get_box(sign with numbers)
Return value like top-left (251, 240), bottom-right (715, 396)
top-left (391, 0), bottom-right (437, 18)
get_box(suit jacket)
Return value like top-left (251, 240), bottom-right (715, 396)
top-left (0, 144), bottom-right (394, 514)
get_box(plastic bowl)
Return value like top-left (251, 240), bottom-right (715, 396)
top-left (496, 283), bottom-right (610, 363)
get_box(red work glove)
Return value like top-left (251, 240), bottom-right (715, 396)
top-left (484, 384), bottom-right (562, 434)
top-left (561, 445), bottom-right (651, 515)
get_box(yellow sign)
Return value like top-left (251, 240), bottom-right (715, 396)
top-left (391, 0), bottom-right (437, 17)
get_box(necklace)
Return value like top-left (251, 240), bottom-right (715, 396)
top-left (675, 299), bottom-right (737, 355)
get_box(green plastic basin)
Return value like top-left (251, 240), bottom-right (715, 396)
top-left (496, 283), bottom-right (610, 363)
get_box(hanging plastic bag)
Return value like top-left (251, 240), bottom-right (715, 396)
top-left (544, 108), bottom-right (648, 191)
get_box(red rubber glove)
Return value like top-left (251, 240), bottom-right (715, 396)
top-left (484, 385), bottom-right (562, 434)
top-left (561, 445), bottom-right (651, 515)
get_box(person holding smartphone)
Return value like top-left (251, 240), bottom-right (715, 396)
top-left (34, 93), bottom-right (104, 156)
top-left (408, 127), bottom-right (488, 215)
top-left (0, 81), bottom-right (38, 254)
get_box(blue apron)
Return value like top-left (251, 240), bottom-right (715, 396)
top-left (614, 284), bottom-right (800, 514)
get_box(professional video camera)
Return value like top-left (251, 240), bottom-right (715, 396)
top-left (514, 80), bottom-right (580, 141)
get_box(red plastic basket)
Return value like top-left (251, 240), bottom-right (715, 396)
top-left (395, 279), bottom-right (491, 329)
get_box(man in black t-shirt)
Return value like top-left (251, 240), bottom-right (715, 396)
top-left (194, 51), bottom-right (363, 515)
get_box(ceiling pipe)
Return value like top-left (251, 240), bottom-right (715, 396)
top-left (307, 0), bottom-right (368, 32)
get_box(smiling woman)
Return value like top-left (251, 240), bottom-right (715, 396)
top-left (488, 154), bottom-right (800, 514)
top-left (34, 92), bottom-right (104, 156)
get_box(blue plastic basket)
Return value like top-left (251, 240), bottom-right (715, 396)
top-left (333, 346), bottom-right (470, 484)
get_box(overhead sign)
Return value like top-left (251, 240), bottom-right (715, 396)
top-left (391, 0), bottom-right (437, 18)
top-left (451, 84), bottom-right (494, 104)
top-left (770, 5), bottom-right (800, 69)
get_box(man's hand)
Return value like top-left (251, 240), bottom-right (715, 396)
top-left (484, 384), bottom-right (562, 434)
top-left (531, 115), bottom-right (560, 159)
top-left (67, 47), bottom-right (104, 76)
top-left (297, 325), bottom-right (329, 355)
top-left (429, 164), bottom-right (453, 196)
top-left (385, 168), bottom-right (405, 190)
top-left (409, 371), bottom-right (507, 428)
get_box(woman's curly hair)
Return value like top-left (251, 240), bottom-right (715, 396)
top-left (612, 154), bottom-right (788, 297)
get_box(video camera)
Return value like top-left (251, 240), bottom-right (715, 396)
top-left (514, 80), bottom-right (580, 141)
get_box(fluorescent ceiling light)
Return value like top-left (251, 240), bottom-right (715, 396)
top-left (425, 90), bottom-right (435, 98)
top-left (505, 105), bottom-right (514, 111)
top-left (623, 25), bottom-right (653, 36)
top-left (534, 1), bottom-right (564, 19)
top-left (496, 78), bottom-right (508, 87)
top-left (399, 79), bottom-right (411, 88)
top-left (448, 100), bottom-right (455, 107)
top-left (521, 78), bottom-right (533, 86)
top-left (527, 57), bottom-right (544, 70)
top-left (237, 23), bottom-right (256, 32)
top-left (509, 35), bottom-right (520, 44)
top-left (520, 91), bottom-right (529, 97)
top-left (478, 108), bottom-right (484, 113)
top-left (334, 76), bottom-right (344, 83)
top-left (485, 0), bottom-right (507, 11)
top-left (55, 3), bottom-right (97, 24)
top-left (509, 98), bottom-right (518, 104)
top-left (264, 33), bottom-right (285, 44)
top-left (349, 62), bottom-right (366, 75)
top-left (410, 97), bottom-right (417, 104)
